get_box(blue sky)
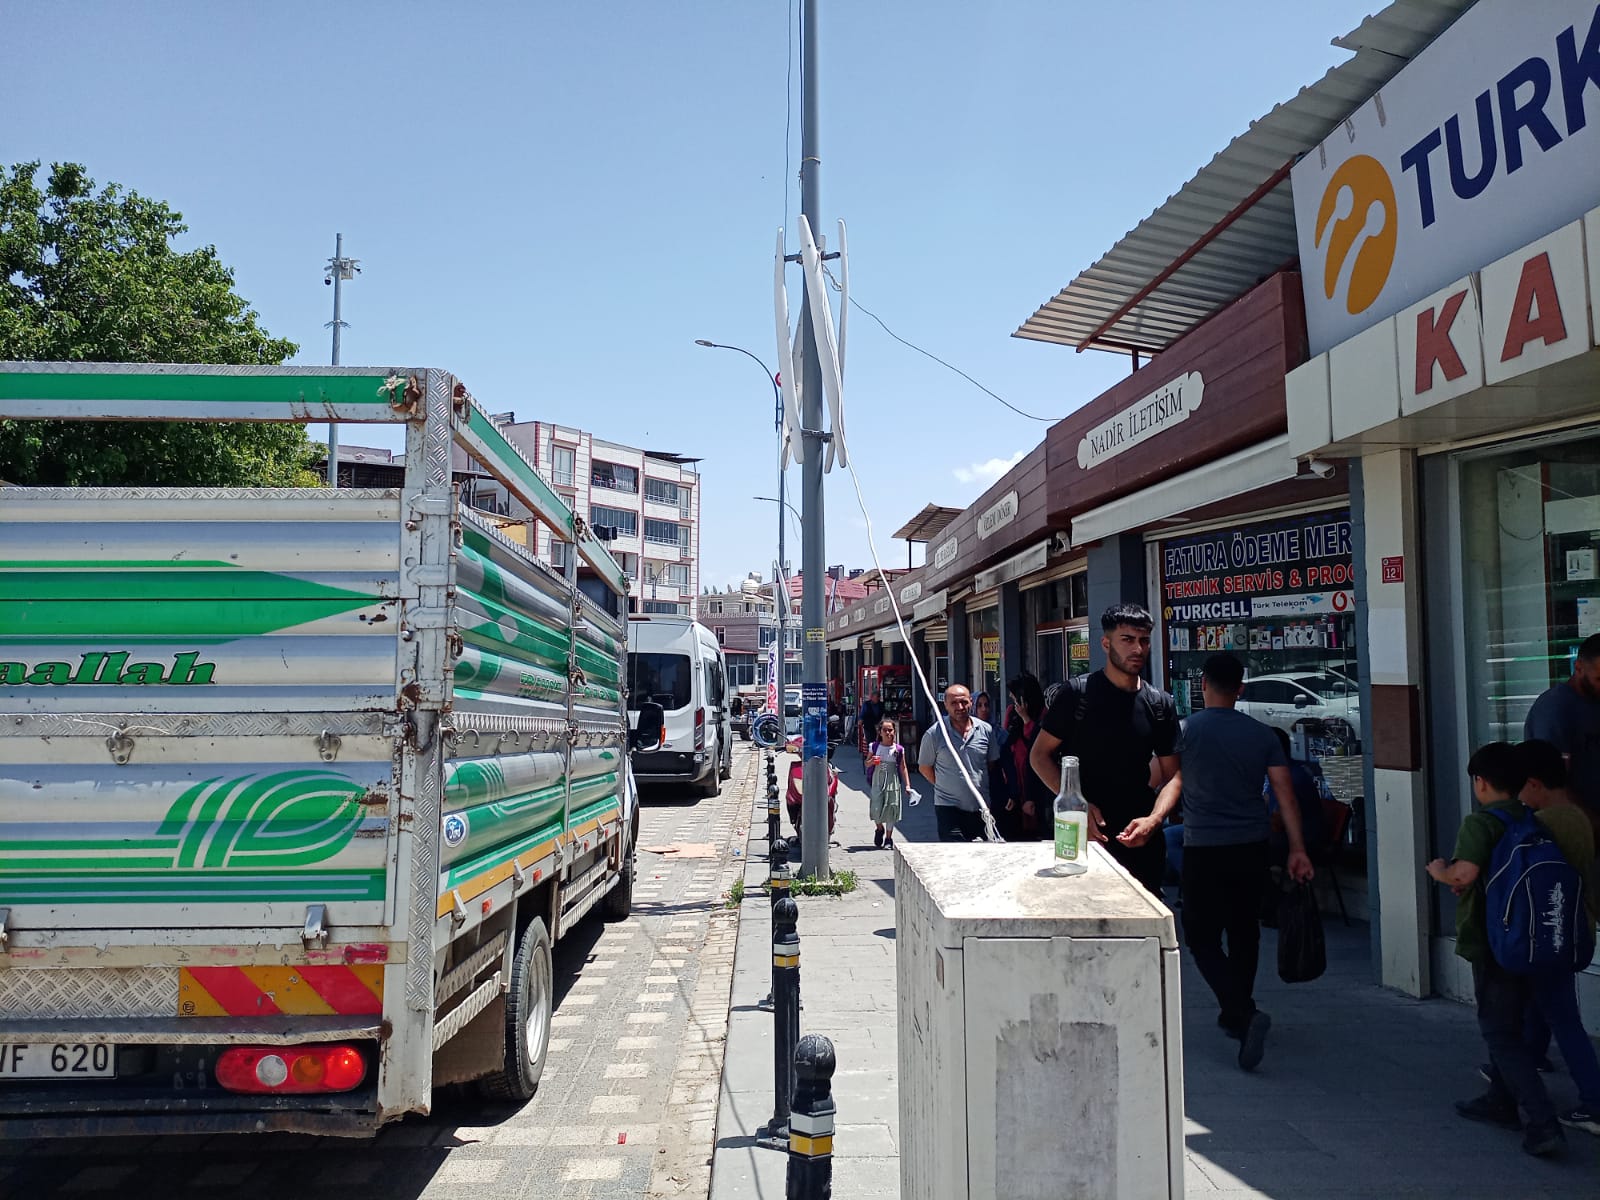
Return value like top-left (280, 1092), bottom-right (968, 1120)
top-left (9, 1), bottom-right (1378, 588)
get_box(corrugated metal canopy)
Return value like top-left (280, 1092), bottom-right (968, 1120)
top-left (1015, 0), bottom-right (1476, 355)
top-left (891, 503), bottom-right (964, 543)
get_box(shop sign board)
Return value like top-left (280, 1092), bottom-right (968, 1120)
top-left (980, 635), bottom-right (1000, 675)
top-left (899, 580), bottom-right (923, 605)
top-left (1400, 220), bottom-right (1591, 410)
top-left (874, 597), bottom-right (891, 614)
top-left (977, 491), bottom-right (1018, 539)
top-left (1076, 372), bottom-right (1204, 470)
top-left (1160, 509), bottom-right (1355, 623)
top-left (1292, 0), bottom-right (1600, 356)
top-left (933, 536), bottom-right (959, 569)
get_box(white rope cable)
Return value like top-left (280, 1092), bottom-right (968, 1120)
top-left (838, 455), bottom-right (1002, 843)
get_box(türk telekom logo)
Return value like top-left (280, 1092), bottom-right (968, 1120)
top-left (1313, 155), bottom-right (1398, 317)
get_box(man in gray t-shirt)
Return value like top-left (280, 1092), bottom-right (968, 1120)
top-left (918, 684), bottom-right (999, 842)
top-left (1141, 654), bottom-right (1312, 1072)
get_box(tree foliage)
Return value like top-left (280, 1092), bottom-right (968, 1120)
top-left (0, 161), bottom-right (319, 486)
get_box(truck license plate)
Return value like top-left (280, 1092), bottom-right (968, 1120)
top-left (0, 1043), bottom-right (115, 1079)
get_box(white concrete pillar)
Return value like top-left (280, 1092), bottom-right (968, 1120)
top-left (1361, 450), bottom-right (1431, 997)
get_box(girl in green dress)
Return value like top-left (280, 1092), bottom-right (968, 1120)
top-left (868, 718), bottom-right (910, 849)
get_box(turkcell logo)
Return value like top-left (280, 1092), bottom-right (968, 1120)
top-left (1314, 156), bottom-right (1398, 316)
top-left (0, 651), bottom-right (216, 686)
top-left (1292, 0), bottom-right (1600, 355)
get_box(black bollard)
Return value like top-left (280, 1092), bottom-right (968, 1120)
top-left (758, 839), bottom-right (793, 1012)
top-left (757, 895), bottom-right (801, 1151)
top-left (785, 1034), bottom-right (836, 1199)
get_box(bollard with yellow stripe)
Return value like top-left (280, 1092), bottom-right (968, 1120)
top-left (786, 1033), bottom-right (837, 1196)
top-left (757, 895), bottom-right (803, 1149)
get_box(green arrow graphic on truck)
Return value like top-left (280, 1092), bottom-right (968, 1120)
top-left (0, 560), bottom-right (382, 684)
top-left (0, 770), bottom-right (379, 904)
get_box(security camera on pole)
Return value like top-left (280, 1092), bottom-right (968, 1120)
top-left (774, 0), bottom-right (851, 880)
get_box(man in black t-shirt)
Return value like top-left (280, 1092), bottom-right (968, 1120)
top-left (1029, 602), bottom-right (1181, 894)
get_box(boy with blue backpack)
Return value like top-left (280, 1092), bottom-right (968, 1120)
top-left (1427, 741), bottom-right (1597, 1158)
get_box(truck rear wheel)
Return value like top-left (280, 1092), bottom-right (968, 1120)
top-left (601, 830), bottom-right (635, 922)
top-left (481, 916), bottom-right (552, 1102)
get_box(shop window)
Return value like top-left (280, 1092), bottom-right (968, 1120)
top-left (1460, 433), bottom-right (1600, 747)
top-left (1159, 509), bottom-right (1361, 777)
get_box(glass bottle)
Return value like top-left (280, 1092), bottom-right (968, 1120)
top-left (1053, 755), bottom-right (1089, 876)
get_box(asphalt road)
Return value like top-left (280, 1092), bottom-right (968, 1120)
top-left (1, 750), bottom-right (756, 1199)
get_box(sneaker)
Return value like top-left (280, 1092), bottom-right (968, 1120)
top-left (1522, 1119), bottom-right (1566, 1158)
top-left (1237, 1011), bottom-right (1271, 1072)
top-left (1558, 1106), bottom-right (1600, 1136)
top-left (1454, 1093), bottom-right (1521, 1130)
top-left (884, 836), bottom-right (894, 850)
top-left (873, 828), bottom-right (884, 849)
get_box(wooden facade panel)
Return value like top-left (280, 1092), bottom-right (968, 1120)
top-left (923, 445), bottom-right (1053, 592)
top-left (1045, 273), bottom-right (1304, 523)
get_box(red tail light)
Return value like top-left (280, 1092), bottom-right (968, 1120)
top-left (215, 1044), bottom-right (367, 1094)
top-left (694, 707), bottom-right (706, 750)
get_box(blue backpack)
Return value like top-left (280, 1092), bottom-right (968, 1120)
top-left (1483, 807), bottom-right (1595, 974)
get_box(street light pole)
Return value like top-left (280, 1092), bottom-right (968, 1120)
top-left (694, 340), bottom-right (789, 704)
top-left (797, 0), bottom-right (828, 878)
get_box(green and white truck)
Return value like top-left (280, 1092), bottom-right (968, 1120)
top-left (0, 364), bottom-right (640, 1137)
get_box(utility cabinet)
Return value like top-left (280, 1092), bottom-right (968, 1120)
top-left (896, 842), bottom-right (1184, 1199)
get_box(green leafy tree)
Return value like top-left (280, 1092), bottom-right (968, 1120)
top-left (0, 161), bottom-right (320, 485)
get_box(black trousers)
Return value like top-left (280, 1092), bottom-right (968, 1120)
top-left (1181, 840), bottom-right (1269, 1032)
top-left (1474, 958), bottom-right (1557, 1125)
top-left (935, 805), bottom-right (988, 842)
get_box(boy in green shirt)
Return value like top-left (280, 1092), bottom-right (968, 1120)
top-left (1425, 742), bottom-right (1565, 1158)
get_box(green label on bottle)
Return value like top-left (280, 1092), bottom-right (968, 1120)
top-left (1055, 813), bottom-right (1081, 861)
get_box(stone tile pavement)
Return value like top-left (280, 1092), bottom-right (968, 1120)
top-left (710, 749), bottom-right (1600, 1198)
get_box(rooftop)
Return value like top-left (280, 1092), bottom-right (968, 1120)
top-left (891, 503), bottom-right (964, 544)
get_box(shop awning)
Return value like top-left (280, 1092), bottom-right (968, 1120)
top-left (892, 504), bottom-right (963, 544)
top-left (1071, 435), bottom-right (1299, 545)
top-left (1013, 0), bottom-right (1474, 355)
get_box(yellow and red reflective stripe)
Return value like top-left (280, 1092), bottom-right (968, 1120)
top-left (178, 965), bottom-right (384, 1017)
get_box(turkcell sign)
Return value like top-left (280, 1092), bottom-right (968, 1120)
top-left (1291, 0), bottom-right (1600, 355)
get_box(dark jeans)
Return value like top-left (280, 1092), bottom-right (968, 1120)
top-left (1181, 841), bottom-right (1269, 1032)
top-left (1473, 958), bottom-right (1556, 1125)
top-left (935, 805), bottom-right (988, 842)
top-left (1491, 971), bottom-right (1600, 1108)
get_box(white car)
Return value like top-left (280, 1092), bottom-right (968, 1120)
top-left (1236, 673), bottom-right (1360, 741)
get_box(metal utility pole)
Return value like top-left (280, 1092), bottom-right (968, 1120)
top-left (323, 233), bottom-right (360, 486)
top-left (798, 0), bottom-right (828, 879)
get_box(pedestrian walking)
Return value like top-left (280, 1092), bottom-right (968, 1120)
top-left (1481, 738), bottom-right (1600, 1137)
top-left (866, 718), bottom-right (910, 850)
top-left (1029, 603), bottom-right (1181, 892)
top-left (1427, 742), bottom-right (1570, 1158)
top-left (858, 690), bottom-right (883, 762)
top-left (918, 684), bottom-right (1000, 842)
top-left (1126, 654), bottom-right (1314, 1071)
top-left (1524, 633), bottom-right (1600, 835)
top-left (1000, 673), bottom-right (1051, 840)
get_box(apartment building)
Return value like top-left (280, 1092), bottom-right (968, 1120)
top-left (702, 577), bottom-right (801, 690)
top-left (459, 419), bottom-right (700, 619)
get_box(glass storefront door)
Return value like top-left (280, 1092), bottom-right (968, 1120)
top-left (1458, 430), bottom-right (1600, 755)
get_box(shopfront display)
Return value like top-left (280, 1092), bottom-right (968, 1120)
top-left (1457, 429), bottom-right (1600, 748)
top-left (968, 605), bottom-right (1000, 701)
top-left (1158, 508), bottom-right (1360, 768)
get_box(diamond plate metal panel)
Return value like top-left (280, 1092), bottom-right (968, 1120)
top-left (0, 967), bottom-right (176, 1018)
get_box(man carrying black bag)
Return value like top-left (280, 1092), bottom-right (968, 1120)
top-left (1121, 653), bottom-right (1314, 1071)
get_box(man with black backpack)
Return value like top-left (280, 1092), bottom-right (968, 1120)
top-left (1426, 741), bottom-right (1596, 1158)
top-left (1030, 603), bottom-right (1181, 894)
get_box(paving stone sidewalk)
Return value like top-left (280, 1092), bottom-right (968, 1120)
top-left (711, 750), bottom-right (1600, 1199)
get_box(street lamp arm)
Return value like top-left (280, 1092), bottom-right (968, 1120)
top-left (695, 339), bottom-right (783, 433)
